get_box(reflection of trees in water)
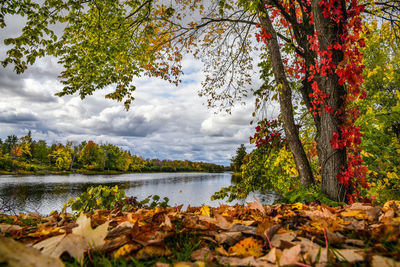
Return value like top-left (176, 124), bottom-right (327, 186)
top-left (128, 174), bottom-right (226, 187)
top-left (0, 181), bottom-right (132, 214)
top-left (0, 173), bottom-right (231, 214)
top-left (231, 173), bottom-right (242, 184)
top-left (229, 173), bottom-right (280, 204)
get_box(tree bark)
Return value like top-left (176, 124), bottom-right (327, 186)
top-left (311, 0), bottom-right (348, 201)
top-left (257, 3), bottom-right (314, 186)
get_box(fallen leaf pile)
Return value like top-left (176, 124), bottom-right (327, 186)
top-left (1, 200), bottom-right (400, 266)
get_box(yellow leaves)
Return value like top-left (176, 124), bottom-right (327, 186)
top-left (292, 203), bottom-right (303, 210)
top-left (341, 210), bottom-right (369, 220)
top-left (200, 205), bottom-right (211, 217)
top-left (113, 243), bottom-right (141, 259)
top-left (387, 172), bottom-right (399, 179)
top-left (27, 226), bottom-right (65, 238)
top-left (361, 150), bottom-right (373, 158)
top-left (228, 237), bottom-right (263, 258)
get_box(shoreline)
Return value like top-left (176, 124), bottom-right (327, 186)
top-left (0, 169), bottom-right (229, 176)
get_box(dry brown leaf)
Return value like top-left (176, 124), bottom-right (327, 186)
top-left (372, 255), bottom-right (400, 267)
top-left (0, 224), bottom-right (22, 233)
top-left (271, 231), bottom-right (296, 248)
top-left (215, 214), bottom-right (231, 230)
top-left (228, 237), bottom-right (264, 258)
top-left (300, 207), bottom-right (335, 221)
top-left (334, 249), bottom-right (363, 263)
top-left (215, 245), bottom-right (229, 256)
top-left (295, 237), bottom-right (320, 253)
top-left (259, 247), bottom-right (277, 263)
top-left (218, 256), bottom-right (259, 266)
top-left (344, 239), bottom-right (364, 247)
top-left (190, 247), bottom-right (214, 262)
top-left (160, 215), bottom-right (173, 230)
top-left (325, 228), bottom-right (344, 245)
top-left (307, 247), bottom-right (328, 264)
top-left (214, 231), bottom-right (243, 246)
top-left (248, 197), bottom-right (266, 216)
top-left (0, 236), bottom-right (64, 267)
top-left (33, 213), bottom-right (109, 264)
top-left (279, 244), bottom-right (301, 266)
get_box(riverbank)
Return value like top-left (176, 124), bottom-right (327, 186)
top-left (0, 169), bottom-right (227, 176)
top-left (1, 201), bottom-right (399, 266)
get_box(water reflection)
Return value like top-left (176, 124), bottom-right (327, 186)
top-left (0, 173), bottom-right (279, 215)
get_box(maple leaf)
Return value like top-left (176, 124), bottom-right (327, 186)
top-left (33, 213), bottom-right (109, 264)
top-left (228, 237), bottom-right (264, 258)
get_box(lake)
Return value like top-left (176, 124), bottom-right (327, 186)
top-left (0, 172), bottom-right (279, 215)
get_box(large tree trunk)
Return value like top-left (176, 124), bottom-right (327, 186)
top-left (311, 0), bottom-right (348, 201)
top-left (257, 4), bottom-right (314, 186)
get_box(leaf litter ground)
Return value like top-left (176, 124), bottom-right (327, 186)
top-left (1, 200), bottom-right (400, 266)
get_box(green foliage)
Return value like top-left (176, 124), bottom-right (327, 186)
top-left (102, 144), bottom-right (132, 172)
top-left (48, 144), bottom-right (73, 171)
top-left (231, 144), bottom-right (247, 173)
top-left (129, 155), bottom-right (146, 172)
top-left (0, 153), bottom-right (14, 171)
top-left (212, 145), bottom-right (299, 202)
top-left (357, 21), bottom-right (400, 203)
top-left (64, 185), bottom-right (170, 213)
top-left (1, 135), bottom-right (17, 154)
top-left (278, 185), bottom-right (345, 206)
top-left (135, 195), bottom-right (170, 210)
top-left (1, 0), bottom-right (179, 109)
top-left (64, 185), bottom-right (126, 213)
top-left (31, 140), bottom-right (50, 163)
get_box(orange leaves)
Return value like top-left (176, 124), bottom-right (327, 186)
top-left (2, 201), bottom-right (400, 266)
top-left (228, 237), bottom-right (264, 258)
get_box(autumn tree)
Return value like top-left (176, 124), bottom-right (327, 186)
top-left (1, 0), bottom-right (399, 201)
top-left (48, 144), bottom-right (73, 171)
top-left (102, 144), bottom-right (132, 172)
top-left (31, 140), bottom-right (50, 164)
top-left (79, 141), bottom-right (105, 171)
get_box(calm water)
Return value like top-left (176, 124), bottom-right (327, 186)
top-left (0, 172), bottom-right (279, 215)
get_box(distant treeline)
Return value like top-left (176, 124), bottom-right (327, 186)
top-left (0, 132), bottom-right (227, 174)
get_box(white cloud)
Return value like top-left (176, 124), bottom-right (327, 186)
top-left (0, 19), bottom-right (262, 166)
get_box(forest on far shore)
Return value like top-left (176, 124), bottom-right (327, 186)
top-left (0, 132), bottom-right (227, 175)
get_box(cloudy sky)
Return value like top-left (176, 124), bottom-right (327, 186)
top-left (0, 14), bottom-right (270, 166)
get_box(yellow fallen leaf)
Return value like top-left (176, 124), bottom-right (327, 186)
top-left (200, 205), bottom-right (211, 217)
top-left (341, 210), bottom-right (368, 220)
top-left (231, 219), bottom-right (255, 226)
top-left (292, 203), bottom-right (303, 210)
top-left (114, 243), bottom-right (141, 259)
top-left (137, 245), bottom-right (172, 259)
top-left (228, 237), bottom-right (263, 258)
